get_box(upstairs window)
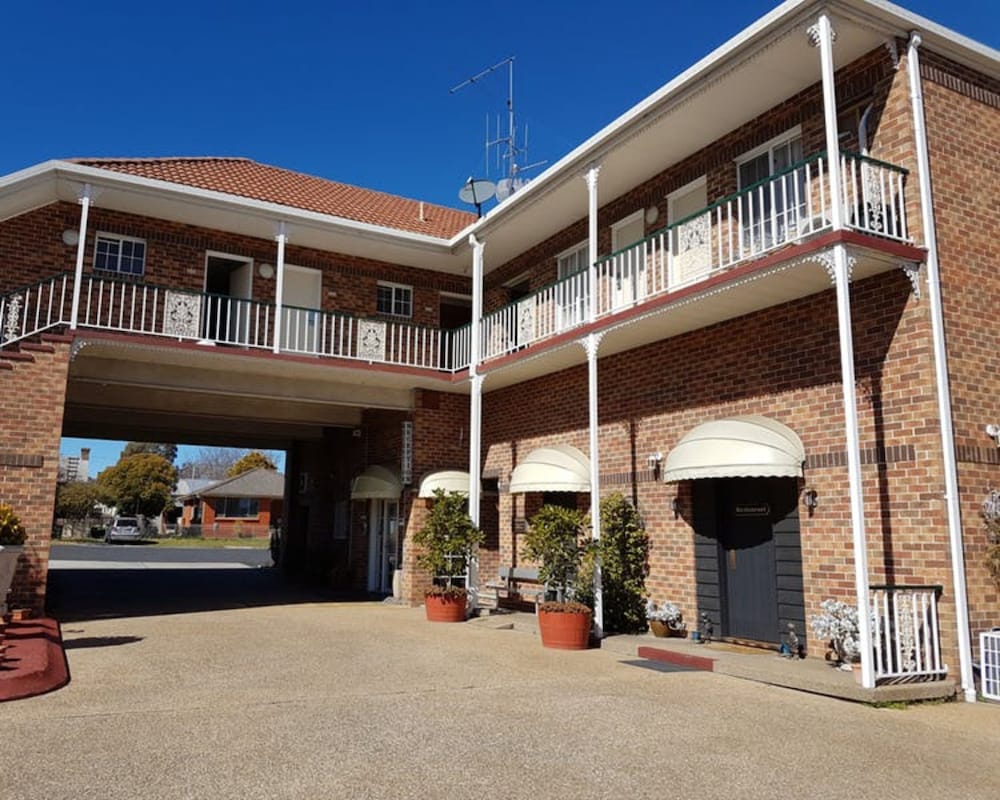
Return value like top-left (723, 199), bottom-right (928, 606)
top-left (94, 233), bottom-right (146, 277)
top-left (377, 282), bottom-right (413, 317)
top-left (556, 241), bottom-right (589, 279)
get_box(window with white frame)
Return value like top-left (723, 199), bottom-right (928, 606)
top-left (94, 233), bottom-right (147, 277)
top-left (736, 128), bottom-right (805, 250)
top-left (556, 241), bottom-right (589, 279)
top-left (376, 282), bottom-right (412, 317)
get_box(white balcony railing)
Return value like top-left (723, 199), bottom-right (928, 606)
top-left (869, 585), bottom-right (947, 683)
top-left (0, 272), bottom-right (71, 347)
top-left (480, 151), bottom-right (909, 362)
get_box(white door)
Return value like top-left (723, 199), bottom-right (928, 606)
top-left (366, 499), bottom-right (399, 594)
top-left (610, 211), bottom-right (646, 311)
top-left (281, 265), bottom-right (322, 353)
top-left (668, 177), bottom-right (710, 286)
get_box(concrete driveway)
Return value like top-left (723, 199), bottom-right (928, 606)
top-left (3, 602), bottom-right (998, 800)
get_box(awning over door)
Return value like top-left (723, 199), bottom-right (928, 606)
top-left (662, 416), bottom-right (805, 482)
top-left (417, 470), bottom-right (471, 498)
top-left (508, 444), bottom-right (591, 493)
top-left (350, 465), bottom-right (402, 499)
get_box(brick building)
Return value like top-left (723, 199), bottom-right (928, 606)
top-left (1, 0), bottom-right (997, 699)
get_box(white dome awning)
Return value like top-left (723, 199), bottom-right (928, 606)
top-left (662, 416), bottom-right (805, 482)
top-left (509, 444), bottom-right (591, 494)
top-left (417, 470), bottom-right (471, 498)
top-left (350, 465), bottom-right (402, 500)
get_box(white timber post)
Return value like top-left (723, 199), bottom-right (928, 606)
top-left (908, 32), bottom-right (976, 702)
top-left (467, 233), bottom-right (485, 606)
top-left (812, 13), bottom-right (875, 688)
top-left (272, 222), bottom-right (288, 354)
top-left (69, 183), bottom-right (93, 330)
top-left (584, 163), bottom-right (604, 638)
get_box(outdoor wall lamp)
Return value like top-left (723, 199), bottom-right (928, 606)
top-left (986, 424), bottom-right (1000, 447)
top-left (61, 229), bottom-right (79, 246)
top-left (646, 451), bottom-right (663, 469)
top-left (802, 487), bottom-right (819, 512)
top-left (671, 496), bottom-right (681, 519)
top-left (257, 262), bottom-right (275, 279)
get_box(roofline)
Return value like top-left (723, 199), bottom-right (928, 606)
top-left (0, 159), bottom-right (463, 255)
top-left (177, 466), bottom-right (284, 499)
top-left (456, 0), bottom-right (999, 244)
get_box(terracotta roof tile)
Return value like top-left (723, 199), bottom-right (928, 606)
top-left (71, 157), bottom-right (475, 239)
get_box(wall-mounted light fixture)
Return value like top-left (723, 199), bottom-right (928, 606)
top-left (986, 424), bottom-right (1000, 447)
top-left (802, 487), bottom-right (819, 512)
top-left (257, 262), bottom-right (275, 279)
top-left (671, 496), bottom-right (681, 520)
top-left (645, 206), bottom-right (660, 225)
top-left (62, 229), bottom-right (79, 246)
top-left (646, 452), bottom-right (663, 469)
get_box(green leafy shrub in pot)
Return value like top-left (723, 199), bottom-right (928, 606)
top-left (0, 502), bottom-right (26, 545)
top-left (413, 489), bottom-right (483, 597)
top-left (522, 504), bottom-right (591, 613)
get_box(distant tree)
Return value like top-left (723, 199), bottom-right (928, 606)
top-left (178, 447), bottom-right (282, 479)
top-left (55, 481), bottom-right (106, 520)
top-left (97, 454), bottom-right (178, 517)
top-left (227, 451), bottom-right (278, 477)
top-left (121, 442), bottom-right (178, 464)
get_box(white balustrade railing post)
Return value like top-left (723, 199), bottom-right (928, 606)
top-left (69, 183), bottom-right (93, 330)
top-left (272, 222), bottom-right (288, 354)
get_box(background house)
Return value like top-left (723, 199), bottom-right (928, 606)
top-left (178, 468), bottom-right (284, 539)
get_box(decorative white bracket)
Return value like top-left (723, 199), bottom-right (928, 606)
top-left (885, 39), bottom-right (900, 70)
top-left (900, 262), bottom-right (923, 299)
top-left (797, 249), bottom-right (856, 285)
top-left (806, 22), bottom-right (836, 47)
top-left (580, 330), bottom-right (605, 360)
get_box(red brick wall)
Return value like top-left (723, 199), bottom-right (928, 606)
top-left (0, 203), bottom-right (471, 329)
top-left (0, 337), bottom-right (71, 614)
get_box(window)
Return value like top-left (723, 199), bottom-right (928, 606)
top-left (376, 282), bottom-right (412, 317)
top-left (94, 233), bottom-right (146, 276)
top-left (737, 129), bottom-right (805, 250)
top-left (556, 241), bottom-right (588, 279)
top-left (217, 497), bottom-right (259, 518)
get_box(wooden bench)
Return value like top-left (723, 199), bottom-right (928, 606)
top-left (481, 566), bottom-right (547, 611)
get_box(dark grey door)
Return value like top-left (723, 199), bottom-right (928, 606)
top-left (719, 479), bottom-right (780, 643)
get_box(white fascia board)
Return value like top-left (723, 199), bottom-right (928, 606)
top-left (44, 161), bottom-right (456, 256)
top-left (449, 0), bottom-right (999, 252)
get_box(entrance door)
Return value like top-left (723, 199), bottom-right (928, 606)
top-left (281, 265), bottom-right (322, 354)
top-left (203, 254), bottom-right (253, 344)
top-left (366, 499), bottom-right (399, 594)
top-left (610, 211), bottom-right (646, 311)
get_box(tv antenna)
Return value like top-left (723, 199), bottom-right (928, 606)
top-left (450, 56), bottom-right (545, 206)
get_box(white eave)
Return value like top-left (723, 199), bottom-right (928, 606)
top-left (0, 160), bottom-right (472, 276)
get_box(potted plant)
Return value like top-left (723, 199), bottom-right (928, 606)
top-left (810, 598), bottom-right (860, 670)
top-left (413, 488), bottom-right (483, 622)
top-left (646, 600), bottom-right (686, 638)
top-left (522, 504), bottom-right (592, 649)
top-left (0, 502), bottom-right (27, 616)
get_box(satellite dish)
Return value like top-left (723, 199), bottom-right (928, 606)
top-left (458, 177), bottom-right (496, 217)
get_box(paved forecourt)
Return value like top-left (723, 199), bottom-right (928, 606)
top-left (2, 603), bottom-right (998, 800)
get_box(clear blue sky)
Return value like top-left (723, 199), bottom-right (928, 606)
top-left (4, 0), bottom-right (989, 471)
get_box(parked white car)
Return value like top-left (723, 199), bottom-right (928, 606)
top-left (105, 516), bottom-right (143, 543)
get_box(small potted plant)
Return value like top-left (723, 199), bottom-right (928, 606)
top-left (810, 598), bottom-right (860, 670)
top-left (646, 599), bottom-right (686, 637)
top-left (0, 502), bottom-right (27, 616)
top-left (413, 489), bottom-right (483, 622)
top-left (522, 504), bottom-right (593, 650)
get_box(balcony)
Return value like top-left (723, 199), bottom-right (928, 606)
top-left (1, 152), bottom-right (912, 380)
top-left (479, 151), bottom-right (911, 364)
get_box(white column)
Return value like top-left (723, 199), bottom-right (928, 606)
top-left (908, 33), bottom-right (976, 702)
top-left (814, 13), bottom-right (875, 688)
top-left (272, 223), bottom-right (288, 354)
top-left (467, 234), bottom-right (485, 604)
top-left (585, 164), bottom-right (601, 322)
top-left (69, 184), bottom-right (93, 330)
top-left (584, 331), bottom-right (604, 638)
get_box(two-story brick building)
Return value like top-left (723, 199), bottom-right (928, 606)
top-left (1, 0), bottom-right (997, 699)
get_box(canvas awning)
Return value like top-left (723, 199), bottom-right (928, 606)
top-left (662, 416), bottom-right (805, 482)
top-left (417, 470), bottom-right (471, 498)
top-left (508, 444), bottom-right (591, 493)
top-left (350, 465), bottom-right (402, 500)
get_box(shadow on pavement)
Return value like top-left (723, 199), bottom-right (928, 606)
top-left (47, 567), bottom-right (369, 622)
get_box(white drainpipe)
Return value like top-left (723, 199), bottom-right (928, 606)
top-left (272, 222), bottom-right (288, 354)
top-left (584, 164), bottom-right (604, 637)
top-left (467, 234), bottom-right (485, 604)
top-left (69, 183), bottom-right (93, 329)
top-left (907, 32), bottom-right (976, 703)
top-left (814, 13), bottom-right (875, 688)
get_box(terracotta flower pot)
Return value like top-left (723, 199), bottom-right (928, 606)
top-left (650, 620), bottom-right (686, 638)
top-left (424, 592), bottom-right (468, 622)
top-left (537, 606), bottom-right (592, 650)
